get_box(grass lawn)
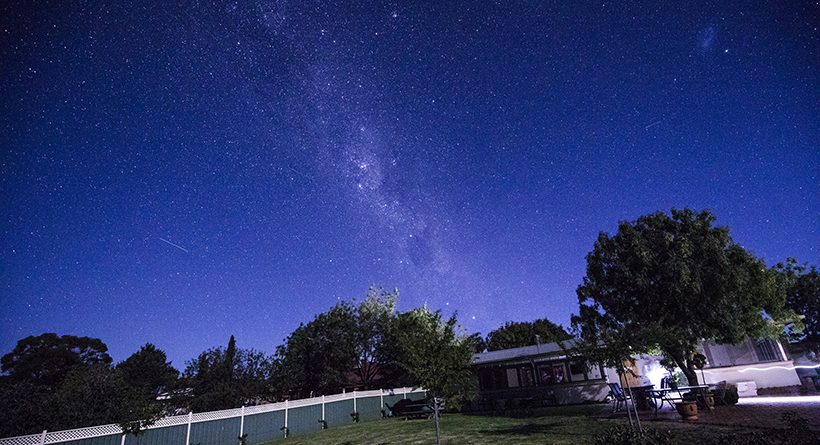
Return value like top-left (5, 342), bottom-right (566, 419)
top-left (258, 404), bottom-right (755, 445)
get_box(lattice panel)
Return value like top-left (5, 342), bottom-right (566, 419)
top-left (46, 424), bottom-right (122, 443)
top-left (0, 433), bottom-right (46, 445)
top-left (286, 397), bottom-right (318, 409)
top-left (189, 407), bottom-right (243, 423)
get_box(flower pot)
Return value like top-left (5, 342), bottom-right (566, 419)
top-left (675, 401), bottom-right (698, 421)
top-left (704, 393), bottom-right (715, 409)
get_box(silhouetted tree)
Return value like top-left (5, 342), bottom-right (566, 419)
top-left (1, 333), bottom-right (112, 388)
top-left (276, 305), bottom-right (358, 397)
top-left (485, 318), bottom-right (571, 351)
top-left (183, 336), bottom-right (273, 412)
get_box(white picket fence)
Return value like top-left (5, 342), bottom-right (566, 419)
top-left (0, 387), bottom-right (426, 445)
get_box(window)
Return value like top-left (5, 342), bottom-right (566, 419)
top-left (553, 363), bottom-right (566, 384)
top-left (569, 362), bottom-right (585, 382)
top-left (539, 364), bottom-right (553, 385)
top-left (506, 368), bottom-right (520, 387)
top-left (538, 361), bottom-right (569, 385)
top-left (519, 366), bottom-right (535, 387)
top-left (479, 367), bottom-right (508, 390)
top-left (754, 339), bottom-right (779, 362)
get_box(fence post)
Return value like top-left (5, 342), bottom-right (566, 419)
top-left (39, 430), bottom-right (46, 445)
top-left (284, 400), bottom-right (288, 430)
top-left (321, 395), bottom-right (325, 421)
top-left (239, 406), bottom-right (245, 444)
top-left (380, 389), bottom-right (384, 408)
top-left (353, 390), bottom-right (357, 414)
top-left (185, 411), bottom-right (192, 445)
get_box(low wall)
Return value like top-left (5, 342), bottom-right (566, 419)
top-left (700, 360), bottom-right (802, 389)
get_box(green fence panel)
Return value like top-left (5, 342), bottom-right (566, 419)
top-left (243, 409), bottom-right (286, 445)
top-left (189, 417), bottom-right (241, 445)
top-left (323, 398), bottom-right (354, 428)
top-left (284, 404), bottom-right (322, 437)
top-left (56, 435), bottom-right (122, 445)
top-left (356, 395), bottom-right (383, 422)
top-left (124, 424), bottom-right (186, 445)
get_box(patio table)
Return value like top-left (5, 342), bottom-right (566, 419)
top-left (648, 384), bottom-right (711, 414)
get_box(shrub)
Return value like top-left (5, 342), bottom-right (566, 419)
top-left (593, 426), bottom-right (673, 445)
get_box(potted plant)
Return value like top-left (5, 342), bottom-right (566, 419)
top-left (675, 394), bottom-right (698, 421)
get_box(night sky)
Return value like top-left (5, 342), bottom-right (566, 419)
top-left (2, 1), bottom-right (818, 370)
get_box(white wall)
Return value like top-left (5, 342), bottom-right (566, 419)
top-left (700, 361), bottom-right (802, 389)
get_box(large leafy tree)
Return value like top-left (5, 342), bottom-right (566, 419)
top-left (352, 286), bottom-right (401, 389)
top-left (392, 307), bottom-right (475, 445)
top-left (1, 333), bottom-right (112, 388)
top-left (572, 208), bottom-right (797, 386)
top-left (0, 379), bottom-right (58, 437)
top-left (276, 304), bottom-right (358, 398)
top-left (0, 333), bottom-right (113, 436)
top-left (485, 318), bottom-right (572, 351)
top-left (777, 259), bottom-right (820, 350)
top-left (116, 344), bottom-right (181, 437)
top-left (117, 343), bottom-right (179, 397)
top-left (55, 363), bottom-right (127, 430)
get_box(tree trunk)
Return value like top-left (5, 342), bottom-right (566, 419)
top-left (433, 397), bottom-right (441, 445)
top-left (669, 352), bottom-right (699, 386)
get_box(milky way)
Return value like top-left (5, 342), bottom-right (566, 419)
top-left (2, 1), bottom-right (818, 367)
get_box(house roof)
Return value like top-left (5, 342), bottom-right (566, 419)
top-left (471, 340), bottom-right (578, 366)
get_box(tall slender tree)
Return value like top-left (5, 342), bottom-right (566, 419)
top-left (392, 307), bottom-right (475, 445)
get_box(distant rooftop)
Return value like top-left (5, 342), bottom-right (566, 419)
top-left (471, 339), bottom-right (578, 366)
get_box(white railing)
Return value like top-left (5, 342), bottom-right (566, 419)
top-left (0, 387), bottom-right (425, 445)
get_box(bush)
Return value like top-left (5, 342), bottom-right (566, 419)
top-left (593, 426), bottom-right (673, 445)
top-left (709, 411), bottom-right (818, 445)
top-left (724, 383), bottom-right (739, 405)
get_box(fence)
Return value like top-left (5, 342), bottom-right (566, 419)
top-left (0, 387), bottom-right (427, 445)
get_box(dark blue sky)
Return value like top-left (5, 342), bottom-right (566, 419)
top-left (3, 1), bottom-right (818, 369)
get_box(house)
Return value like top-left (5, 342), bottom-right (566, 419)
top-left (623, 338), bottom-right (802, 396)
top-left (469, 340), bottom-right (610, 408)
top-left (470, 337), bottom-right (802, 407)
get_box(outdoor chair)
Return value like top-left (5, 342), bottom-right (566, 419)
top-left (607, 382), bottom-right (631, 413)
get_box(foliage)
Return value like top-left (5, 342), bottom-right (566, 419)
top-left (780, 411), bottom-right (820, 445)
top-left (275, 287), bottom-right (410, 397)
top-left (485, 318), bottom-right (572, 351)
top-left (0, 334), bottom-right (113, 436)
top-left (55, 363), bottom-right (127, 429)
top-left (183, 335), bottom-right (274, 412)
top-left (0, 340), bottom-right (181, 437)
top-left (776, 259), bottom-right (819, 350)
top-left (392, 307), bottom-right (475, 445)
top-left (723, 383), bottom-right (739, 405)
top-left (1, 333), bottom-right (112, 388)
top-left (572, 208), bottom-right (798, 386)
top-left (275, 304), bottom-right (358, 398)
top-left (465, 332), bottom-right (487, 353)
top-left (710, 412), bottom-right (819, 445)
top-left (0, 378), bottom-right (58, 437)
top-left (117, 343), bottom-right (179, 397)
top-left (116, 344), bottom-right (180, 437)
top-left (352, 287), bottom-right (400, 389)
top-left (392, 307), bottom-right (475, 405)
top-left (592, 425), bottom-right (673, 445)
